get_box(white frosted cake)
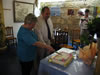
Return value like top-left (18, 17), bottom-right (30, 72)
top-left (49, 52), bottom-right (73, 67)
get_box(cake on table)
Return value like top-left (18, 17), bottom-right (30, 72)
top-left (49, 51), bottom-right (73, 67)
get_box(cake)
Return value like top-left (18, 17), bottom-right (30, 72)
top-left (49, 52), bottom-right (73, 67)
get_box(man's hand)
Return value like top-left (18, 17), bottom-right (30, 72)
top-left (45, 45), bottom-right (55, 52)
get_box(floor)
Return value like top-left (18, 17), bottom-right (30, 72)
top-left (0, 46), bottom-right (36, 75)
top-left (0, 43), bottom-right (78, 75)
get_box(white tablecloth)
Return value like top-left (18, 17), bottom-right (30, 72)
top-left (38, 48), bottom-right (95, 75)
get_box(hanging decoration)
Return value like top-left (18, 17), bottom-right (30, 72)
top-left (35, 0), bottom-right (38, 7)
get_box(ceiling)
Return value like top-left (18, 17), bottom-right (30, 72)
top-left (38, 0), bottom-right (100, 7)
top-left (61, 0), bottom-right (100, 7)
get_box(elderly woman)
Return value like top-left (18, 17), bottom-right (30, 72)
top-left (17, 13), bottom-right (54, 75)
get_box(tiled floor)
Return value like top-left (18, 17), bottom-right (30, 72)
top-left (0, 46), bottom-right (36, 75)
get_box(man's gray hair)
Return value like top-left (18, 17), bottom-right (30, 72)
top-left (24, 13), bottom-right (37, 24)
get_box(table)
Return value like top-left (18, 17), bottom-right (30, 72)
top-left (38, 48), bottom-right (95, 75)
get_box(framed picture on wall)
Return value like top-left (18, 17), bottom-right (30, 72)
top-left (50, 7), bottom-right (61, 16)
top-left (68, 9), bottom-right (74, 15)
top-left (13, 1), bottom-right (34, 22)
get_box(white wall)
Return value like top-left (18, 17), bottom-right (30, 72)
top-left (3, 0), bottom-right (35, 37)
top-left (2, 0), bottom-right (100, 38)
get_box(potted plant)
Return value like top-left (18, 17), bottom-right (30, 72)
top-left (0, 1), bottom-right (7, 51)
top-left (80, 17), bottom-right (98, 47)
top-left (0, 22), bottom-right (7, 50)
top-left (87, 18), bottom-right (97, 36)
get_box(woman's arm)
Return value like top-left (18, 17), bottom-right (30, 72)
top-left (33, 41), bottom-right (55, 52)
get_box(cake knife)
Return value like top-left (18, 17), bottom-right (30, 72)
top-left (55, 51), bottom-right (62, 55)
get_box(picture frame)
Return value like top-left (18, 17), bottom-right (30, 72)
top-left (50, 7), bottom-right (61, 16)
top-left (68, 9), bottom-right (74, 15)
top-left (13, 1), bottom-right (34, 22)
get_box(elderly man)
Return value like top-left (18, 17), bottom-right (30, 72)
top-left (34, 7), bottom-right (54, 74)
top-left (34, 6), bottom-right (54, 59)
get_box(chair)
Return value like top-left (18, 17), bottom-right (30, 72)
top-left (72, 29), bottom-right (80, 49)
top-left (54, 30), bottom-right (73, 50)
top-left (5, 26), bottom-right (17, 47)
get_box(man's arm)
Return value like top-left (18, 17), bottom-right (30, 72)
top-left (34, 23), bottom-right (46, 44)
